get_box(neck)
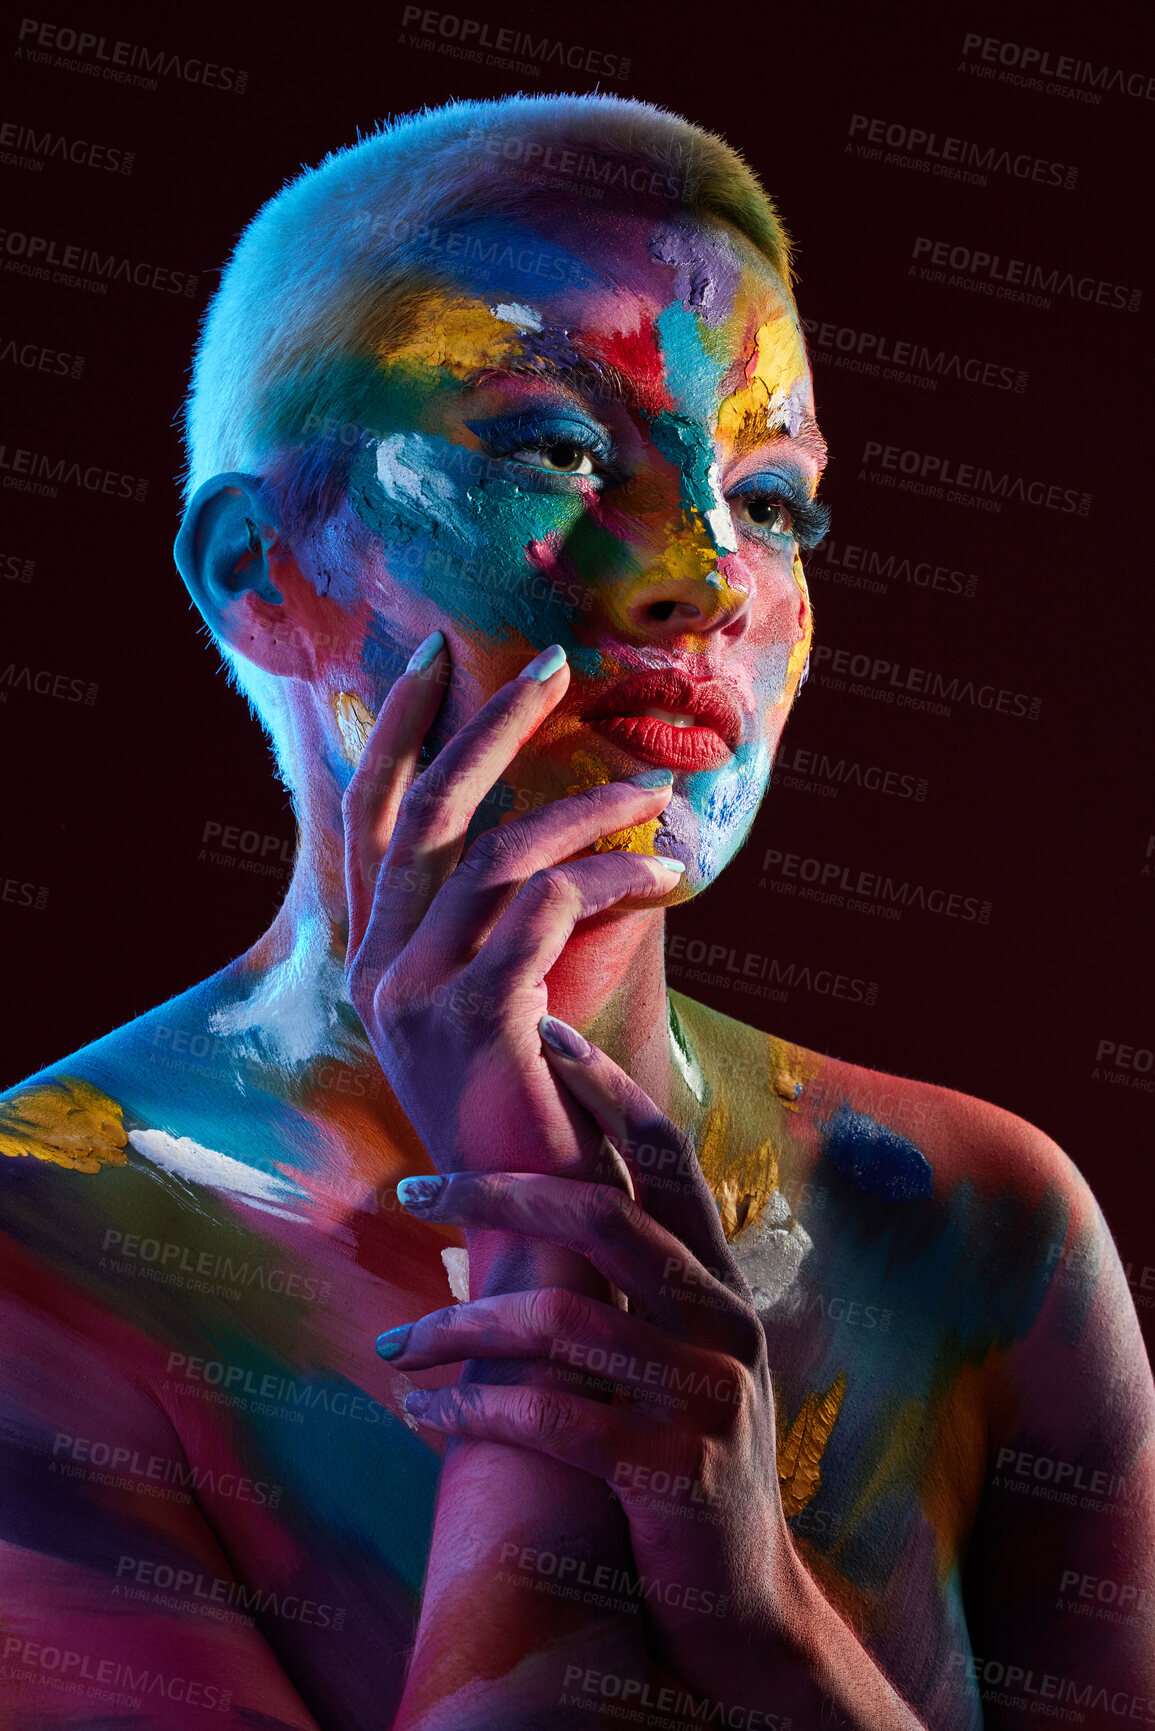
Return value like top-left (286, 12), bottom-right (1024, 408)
top-left (236, 776), bottom-right (675, 1108)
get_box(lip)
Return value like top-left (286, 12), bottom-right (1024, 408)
top-left (584, 670), bottom-right (744, 772)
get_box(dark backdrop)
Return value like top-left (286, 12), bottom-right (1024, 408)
top-left (3, 0), bottom-right (1152, 1345)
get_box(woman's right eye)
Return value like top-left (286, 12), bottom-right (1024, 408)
top-left (507, 440), bottom-right (598, 476)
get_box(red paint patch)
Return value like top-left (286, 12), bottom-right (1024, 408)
top-left (586, 321), bottom-right (671, 415)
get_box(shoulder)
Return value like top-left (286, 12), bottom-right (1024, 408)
top-left (671, 986), bottom-right (1094, 1221)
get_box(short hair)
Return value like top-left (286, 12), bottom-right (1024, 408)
top-left (180, 93), bottom-right (796, 786)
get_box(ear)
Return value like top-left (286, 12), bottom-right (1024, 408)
top-left (174, 474), bottom-right (317, 678)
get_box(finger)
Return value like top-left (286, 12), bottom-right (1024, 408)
top-left (538, 1021), bottom-right (737, 1281)
top-left (407, 770), bottom-right (678, 970)
top-left (350, 642), bottom-right (573, 968)
top-left (454, 853), bottom-right (685, 1007)
top-left (393, 1173), bottom-right (759, 1352)
top-left (342, 630), bottom-right (449, 958)
top-left (374, 1288), bottom-right (734, 1411)
top-left (400, 1379), bottom-right (648, 1485)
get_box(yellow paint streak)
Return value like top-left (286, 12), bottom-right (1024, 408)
top-left (332, 691), bottom-right (375, 764)
top-left (0, 1076), bottom-right (127, 1174)
top-left (777, 1372), bottom-right (847, 1517)
top-left (785, 553), bottom-right (813, 697)
top-left (563, 750), bottom-right (659, 856)
top-left (695, 1099), bottom-right (780, 1239)
top-left (717, 316), bottom-right (808, 449)
top-left (768, 1035), bottom-right (821, 1112)
top-left (381, 295), bottom-right (525, 379)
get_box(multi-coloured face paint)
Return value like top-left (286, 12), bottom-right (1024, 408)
top-left (302, 207), bottom-right (822, 887)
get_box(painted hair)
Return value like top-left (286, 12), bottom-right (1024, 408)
top-left (180, 92), bottom-right (795, 787)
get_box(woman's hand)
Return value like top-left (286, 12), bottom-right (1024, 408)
top-left (343, 633), bottom-right (683, 1187)
top-left (376, 1029), bottom-right (797, 1714)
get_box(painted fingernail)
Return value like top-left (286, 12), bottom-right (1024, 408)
top-left (625, 768), bottom-right (674, 789)
top-left (403, 1389), bottom-right (432, 1417)
top-left (539, 1015), bottom-right (593, 1063)
top-left (396, 1175), bottom-right (447, 1211)
top-left (520, 644), bottom-right (567, 682)
top-left (653, 856), bottom-right (686, 874)
top-left (406, 630), bottom-right (445, 673)
top-left (375, 1325), bottom-right (412, 1360)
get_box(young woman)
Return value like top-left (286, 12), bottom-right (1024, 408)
top-left (1, 94), bottom-right (1150, 1731)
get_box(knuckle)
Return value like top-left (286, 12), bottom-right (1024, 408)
top-left (587, 1184), bottom-right (639, 1243)
top-left (515, 1389), bottom-right (569, 1446)
top-left (526, 1285), bottom-right (590, 1341)
top-left (528, 866), bottom-right (578, 913)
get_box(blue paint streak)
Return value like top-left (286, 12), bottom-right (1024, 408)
top-left (821, 1103), bottom-right (933, 1203)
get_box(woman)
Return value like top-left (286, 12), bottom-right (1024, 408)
top-left (1, 94), bottom-right (1151, 1731)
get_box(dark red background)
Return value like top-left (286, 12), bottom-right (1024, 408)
top-left (3, 0), bottom-right (1151, 1338)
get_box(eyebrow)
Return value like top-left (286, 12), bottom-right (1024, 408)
top-left (475, 352), bottom-right (828, 471)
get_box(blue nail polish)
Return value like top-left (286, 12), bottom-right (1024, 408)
top-left (519, 643), bottom-right (567, 682)
top-left (404, 1388), bottom-right (432, 1416)
top-left (406, 630), bottom-right (445, 673)
top-left (397, 1175), bottom-right (447, 1211)
top-left (625, 768), bottom-right (674, 789)
top-left (375, 1325), bottom-right (412, 1360)
top-left (654, 857), bottom-right (687, 874)
top-left (539, 1015), bottom-right (592, 1063)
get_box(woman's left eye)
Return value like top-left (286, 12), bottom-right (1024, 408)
top-left (509, 439), bottom-right (599, 476)
top-left (734, 495), bottom-right (794, 537)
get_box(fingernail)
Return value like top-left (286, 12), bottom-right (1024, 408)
top-left (396, 1175), bottom-right (447, 1211)
top-left (539, 1015), bottom-right (592, 1063)
top-left (653, 856), bottom-right (686, 874)
top-left (406, 630), bottom-right (445, 674)
top-left (375, 1325), bottom-right (412, 1360)
top-left (520, 644), bottom-right (567, 682)
top-left (625, 768), bottom-right (674, 789)
top-left (403, 1389), bottom-right (432, 1417)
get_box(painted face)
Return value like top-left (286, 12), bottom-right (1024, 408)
top-left (316, 205), bottom-right (825, 890)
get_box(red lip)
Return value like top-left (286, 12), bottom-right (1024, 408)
top-left (585, 671), bottom-right (744, 772)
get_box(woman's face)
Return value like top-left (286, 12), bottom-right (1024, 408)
top-left (317, 203), bottom-right (825, 891)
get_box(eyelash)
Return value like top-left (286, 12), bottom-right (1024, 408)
top-left (731, 484), bottom-right (831, 552)
top-left (474, 418), bottom-right (830, 550)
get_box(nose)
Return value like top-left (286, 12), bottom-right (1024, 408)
top-left (619, 508), bottom-right (753, 645)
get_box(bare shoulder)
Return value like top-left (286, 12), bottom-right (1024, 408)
top-left (670, 986), bottom-right (1096, 1225)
